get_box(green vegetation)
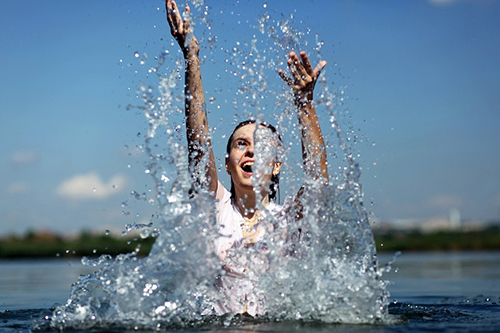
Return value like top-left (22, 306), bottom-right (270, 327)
top-left (2, 227), bottom-right (500, 258)
top-left (374, 226), bottom-right (500, 252)
top-left (0, 230), bottom-right (155, 259)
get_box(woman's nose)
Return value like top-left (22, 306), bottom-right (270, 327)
top-left (245, 145), bottom-right (254, 156)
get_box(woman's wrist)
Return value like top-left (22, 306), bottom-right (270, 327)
top-left (294, 91), bottom-right (313, 107)
top-left (181, 38), bottom-right (200, 58)
top-left (184, 52), bottom-right (200, 67)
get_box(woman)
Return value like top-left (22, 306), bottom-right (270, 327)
top-left (166, 0), bottom-right (329, 316)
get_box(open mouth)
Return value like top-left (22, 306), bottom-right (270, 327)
top-left (241, 161), bottom-right (253, 174)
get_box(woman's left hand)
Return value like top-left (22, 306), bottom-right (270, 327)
top-left (278, 51), bottom-right (327, 106)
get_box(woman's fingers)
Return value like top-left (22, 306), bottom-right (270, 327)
top-left (166, 0), bottom-right (199, 55)
top-left (166, 1), bottom-right (178, 34)
top-left (166, 0), bottom-right (184, 38)
top-left (300, 51), bottom-right (314, 75)
top-left (166, 1), bottom-right (174, 29)
top-left (288, 52), bottom-right (308, 83)
top-left (313, 60), bottom-right (327, 79)
top-left (280, 51), bottom-right (327, 105)
top-left (288, 51), bottom-right (327, 83)
top-left (278, 69), bottom-right (293, 86)
top-left (280, 51), bottom-right (327, 100)
top-left (182, 5), bottom-right (192, 35)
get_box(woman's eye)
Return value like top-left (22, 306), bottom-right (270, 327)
top-left (236, 141), bottom-right (247, 149)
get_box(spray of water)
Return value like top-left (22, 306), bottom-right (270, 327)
top-left (34, 2), bottom-right (391, 330)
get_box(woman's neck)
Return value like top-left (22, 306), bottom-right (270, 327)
top-left (234, 188), bottom-right (270, 219)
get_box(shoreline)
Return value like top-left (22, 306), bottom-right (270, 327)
top-left (1, 227), bottom-right (500, 258)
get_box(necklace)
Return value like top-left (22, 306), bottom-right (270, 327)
top-left (241, 211), bottom-right (262, 244)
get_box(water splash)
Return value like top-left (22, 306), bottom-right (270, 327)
top-left (34, 2), bottom-right (390, 330)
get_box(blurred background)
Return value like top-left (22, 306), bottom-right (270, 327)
top-left (1, 0), bottom-right (500, 255)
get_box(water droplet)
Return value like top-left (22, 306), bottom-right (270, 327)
top-left (140, 229), bottom-right (151, 239)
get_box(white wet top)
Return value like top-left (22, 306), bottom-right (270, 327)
top-left (212, 181), bottom-right (282, 316)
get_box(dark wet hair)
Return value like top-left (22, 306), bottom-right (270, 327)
top-left (226, 120), bottom-right (282, 203)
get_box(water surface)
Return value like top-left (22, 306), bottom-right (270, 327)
top-left (1, 251), bottom-right (499, 332)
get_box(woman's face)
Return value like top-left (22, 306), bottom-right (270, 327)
top-left (226, 123), bottom-right (281, 195)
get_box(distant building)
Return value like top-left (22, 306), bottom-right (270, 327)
top-left (449, 208), bottom-right (461, 230)
top-left (373, 214), bottom-right (497, 234)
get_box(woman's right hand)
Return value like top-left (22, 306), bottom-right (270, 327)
top-left (166, 0), bottom-right (199, 57)
top-left (278, 51), bottom-right (327, 107)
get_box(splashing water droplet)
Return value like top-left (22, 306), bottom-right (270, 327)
top-left (39, 6), bottom-right (391, 331)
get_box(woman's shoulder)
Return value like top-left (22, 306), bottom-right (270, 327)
top-left (215, 181), bottom-right (231, 206)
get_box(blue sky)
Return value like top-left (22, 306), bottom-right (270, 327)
top-left (1, 0), bottom-right (500, 235)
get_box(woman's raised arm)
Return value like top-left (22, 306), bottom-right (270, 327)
top-left (166, 0), bottom-right (218, 195)
top-left (279, 51), bottom-right (329, 186)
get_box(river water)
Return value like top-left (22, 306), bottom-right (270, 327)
top-left (1, 251), bottom-right (499, 332)
top-left (2, 2), bottom-right (499, 331)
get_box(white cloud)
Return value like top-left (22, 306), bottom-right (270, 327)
top-left (7, 182), bottom-right (29, 194)
top-left (11, 150), bottom-right (41, 167)
top-left (57, 172), bottom-right (127, 201)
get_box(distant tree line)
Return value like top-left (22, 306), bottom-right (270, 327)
top-left (373, 226), bottom-right (500, 252)
top-left (0, 230), bottom-right (155, 259)
top-left (1, 226), bottom-right (500, 258)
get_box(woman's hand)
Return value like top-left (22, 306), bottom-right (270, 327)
top-left (166, 0), bottom-right (199, 57)
top-left (279, 51), bottom-right (329, 194)
top-left (278, 51), bottom-right (327, 106)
